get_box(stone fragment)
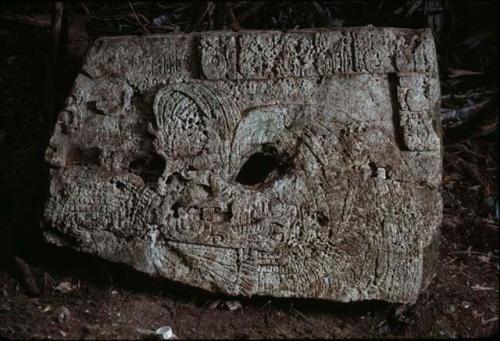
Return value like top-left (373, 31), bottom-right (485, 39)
top-left (55, 306), bottom-right (70, 323)
top-left (225, 300), bottom-right (242, 311)
top-left (42, 27), bottom-right (442, 304)
top-left (14, 257), bottom-right (40, 296)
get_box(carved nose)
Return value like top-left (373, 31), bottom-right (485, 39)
top-left (45, 143), bottom-right (66, 167)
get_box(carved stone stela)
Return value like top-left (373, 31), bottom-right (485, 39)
top-left (43, 28), bottom-right (442, 304)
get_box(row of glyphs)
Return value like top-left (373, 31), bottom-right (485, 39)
top-left (200, 28), bottom-right (438, 80)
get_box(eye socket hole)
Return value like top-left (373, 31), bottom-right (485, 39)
top-left (236, 152), bottom-right (278, 186)
top-left (128, 154), bottom-right (165, 184)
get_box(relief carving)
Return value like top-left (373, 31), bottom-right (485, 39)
top-left (43, 28), bottom-right (442, 304)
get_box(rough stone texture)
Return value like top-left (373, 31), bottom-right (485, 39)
top-left (42, 27), bottom-right (442, 304)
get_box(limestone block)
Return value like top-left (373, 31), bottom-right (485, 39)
top-left (42, 27), bottom-right (442, 304)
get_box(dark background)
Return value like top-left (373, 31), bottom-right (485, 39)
top-left (0, 1), bottom-right (498, 339)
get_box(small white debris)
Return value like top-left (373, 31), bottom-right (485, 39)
top-left (471, 284), bottom-right (494, 291)
top-left (155, 326), bottom-right (175, 339)
top-left (225, 300), bottom-right (242, 311)
top-left (447, 304), bottom-right (456, 314)
top-left (56, 306), bottom-right (70, 323)
top-left (482, 316), bottom-right (499, 325)
top-left (54, 281), bottom-right (75, 293)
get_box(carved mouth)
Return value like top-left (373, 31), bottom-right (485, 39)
top-left (164, 199), bottom-right (282, 251)
top-left (171, 205), bottom-right (232, 223)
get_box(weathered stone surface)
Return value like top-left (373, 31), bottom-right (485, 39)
top-left (43, 27), bottom-right (442, 304)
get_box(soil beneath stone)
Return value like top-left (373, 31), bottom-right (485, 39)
top-left (0, 4), bottom-right (498, 339)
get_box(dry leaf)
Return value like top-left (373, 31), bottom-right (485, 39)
top-left (448, 69), bottom-right (483, 78)
top-left (471, 284), bottom-right (494, 291)
top-left (54, 281), bottom-right (75, 293)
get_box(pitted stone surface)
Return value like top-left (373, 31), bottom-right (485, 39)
top-left (43, 27), bottom-right (442, 304)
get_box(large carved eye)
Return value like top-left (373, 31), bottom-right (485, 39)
top-left (128, 154), bottom-right (165, 185)
top-left (235, 145), bottom-right (294, 186)
top-left (228, 106), bottom-right (287, 181)
top-left (236, 150), bottom-right (278, 185)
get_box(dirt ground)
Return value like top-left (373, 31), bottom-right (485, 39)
top-left (0, 2), bottom-right (498, 339)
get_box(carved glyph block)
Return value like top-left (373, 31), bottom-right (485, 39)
top-left (43, 27), bottom-right (442, 304)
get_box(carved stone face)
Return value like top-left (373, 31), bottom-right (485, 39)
top-left (144, 84), bottom-right (334, 279)
top-left (43, 29), bottom-right (442, 304)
